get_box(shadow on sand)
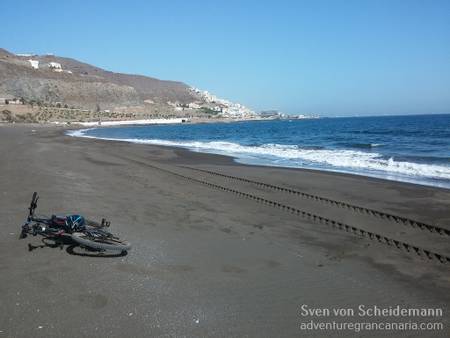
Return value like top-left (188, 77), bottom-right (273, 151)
top-left (27, 236), bottom-right (127, 258)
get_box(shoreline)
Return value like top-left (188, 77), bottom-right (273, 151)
top-left (2, 121), bottom-right (449, 190)
top-left (66, 125), bottom-right (450, 191)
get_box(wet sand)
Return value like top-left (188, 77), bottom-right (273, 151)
top-left (0, 125), bottom-right (449, 337)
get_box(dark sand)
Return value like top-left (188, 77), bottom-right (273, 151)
top-left (0, 125), bottom-right (449, 337)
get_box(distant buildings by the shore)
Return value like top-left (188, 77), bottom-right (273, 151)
top-left (259, 110), bottom-right (320, 120)
top-left (189, 87), bottom-right (257, 119)
top-left (187, 89), bottom-right (321, 120)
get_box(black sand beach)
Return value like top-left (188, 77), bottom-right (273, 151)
top-left (1, 125), bottom-right (449, 337)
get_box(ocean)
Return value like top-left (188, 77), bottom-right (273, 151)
top-left (69, 114), bottom-right (450, 189)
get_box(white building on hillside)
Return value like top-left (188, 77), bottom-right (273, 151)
top-left (188, 102), bottom-right (201, 109)
top-left (48, 62), bottom-right (63, 72)
top-left (28, 59), bottom-right (39, 69)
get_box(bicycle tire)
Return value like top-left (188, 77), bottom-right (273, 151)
top-left (71, 232), bottom-right (131, 252)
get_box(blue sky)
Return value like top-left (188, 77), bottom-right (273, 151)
top-left (1, 0), bottom-right (449, 116)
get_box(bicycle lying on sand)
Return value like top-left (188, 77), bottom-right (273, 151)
top-left (20, 192), bottom-right (131, 254)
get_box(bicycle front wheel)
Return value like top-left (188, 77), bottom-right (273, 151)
top-left (71, 232), bottom-right (131, 252)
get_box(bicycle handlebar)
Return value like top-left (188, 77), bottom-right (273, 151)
top-left (28, 192), bottom-right (39, 220)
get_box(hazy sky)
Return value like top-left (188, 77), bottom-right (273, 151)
top-left (1, 0), bottom-right (449, 116)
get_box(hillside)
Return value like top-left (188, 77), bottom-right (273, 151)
top-left (0, 48), bottom-right (200, 110)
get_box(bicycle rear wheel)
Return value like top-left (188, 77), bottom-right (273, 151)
top-left (71, 232), bottom-right (131, 252)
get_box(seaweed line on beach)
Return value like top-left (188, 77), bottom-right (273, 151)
top-left (180, 166), bottom-right (450, 237)
top-left (117, 156), bottom-right (449, 264)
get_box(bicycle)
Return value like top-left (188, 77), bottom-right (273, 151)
top-left (20, 192), bottom-right (131, 254)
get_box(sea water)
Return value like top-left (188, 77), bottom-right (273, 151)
top-left (69, 114), bottom-right (450, 189)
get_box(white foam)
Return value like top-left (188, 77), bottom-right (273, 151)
top-left (67, 129), bottom-right (450, 183)
top-left (67, 129), bottom-right (91, 137)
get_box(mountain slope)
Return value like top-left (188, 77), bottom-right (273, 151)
top-left (0, 48), bottom-right (199, 109)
